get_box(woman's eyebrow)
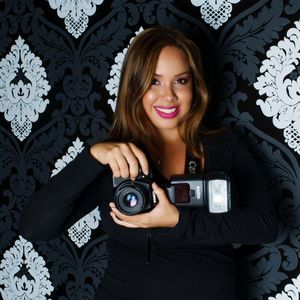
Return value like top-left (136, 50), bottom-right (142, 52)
top-left (154, 71), bottom-right (191, 77)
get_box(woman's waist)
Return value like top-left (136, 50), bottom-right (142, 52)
top-left (107, 241), bottom-right (235, 279)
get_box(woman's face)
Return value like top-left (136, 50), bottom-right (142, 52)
top-left (142, 46), bottom-right (193, 138)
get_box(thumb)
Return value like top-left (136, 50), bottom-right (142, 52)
top-left (152, 182), bottom-right (168, 203)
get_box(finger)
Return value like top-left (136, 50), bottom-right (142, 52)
top-left (112, 147), bottom-right (130, 178)
top-left (109, 202), bottom-right (116, 209)
top-left (128, 143), bottom-right (149, 175)
top-left (110, 211), bottom-right (138, 228)
top-left (110, 204), bottom-right (148, 227)
top-left (152, 182), bottom-right (168, 202)
top-left (109, 159), bottom-right (121, 178)
top-left (109, 203), bottom-right (140, 227)
top-left (110, 205), bottom-right (136, 222)
top-left (128, 162), bottom-right (139, 180)
top-left (119, 144), bottom-right (140, 179)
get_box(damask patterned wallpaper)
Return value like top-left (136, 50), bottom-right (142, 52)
top-left (0, 0), bottom-right (300, 299)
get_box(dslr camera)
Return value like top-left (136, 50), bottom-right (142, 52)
top-left (113, 169), bottom-right (231, 216)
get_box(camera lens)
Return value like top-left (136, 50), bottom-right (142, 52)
top-left (114, 183), bottom-right (147, 215)
top-left (124, 192), bottom-right (138, 208)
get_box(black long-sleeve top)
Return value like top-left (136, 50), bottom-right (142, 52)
top-left (19, 130), bottom-right (278, 300)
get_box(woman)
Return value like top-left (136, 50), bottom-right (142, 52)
top-left (19, 27), bottom-right (278, 299)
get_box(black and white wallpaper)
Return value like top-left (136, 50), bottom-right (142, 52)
top-left (0, 0), bottom-right (300, 299)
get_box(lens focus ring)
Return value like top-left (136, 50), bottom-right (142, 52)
top-left (114, 182), bottom-right (147, 215)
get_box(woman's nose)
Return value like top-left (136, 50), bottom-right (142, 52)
top-left (160, 84), bottom-right (177, 101)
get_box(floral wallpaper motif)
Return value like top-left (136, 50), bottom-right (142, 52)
top-left (47, 0), bottom-right (104, 38)
top-left (0, 36), bottom-right (50, 141)
top-left (105, 26), bottom-right (144, 111)
top-left (0, 0), bottom-right (300, 299)
top-left (254, 20), bottom-right (300, 155)
top-left (190, 0), bottom-right (241, 29)
top-left (51, 137), bottom-right (85, 176)
top-left (268, 274), bottom-right (300, 300)
top-left (0, 236), bottom-right (54, 299)
top-left (68, 207), bottom-right (101, 248)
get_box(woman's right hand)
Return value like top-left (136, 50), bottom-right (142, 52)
top-left (90, 142), bottom-right (149, 180)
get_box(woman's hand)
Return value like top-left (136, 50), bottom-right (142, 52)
top-left (109, 182), bottom-right (179, 228)
top-left (90, 142), bottom-right (149, 180)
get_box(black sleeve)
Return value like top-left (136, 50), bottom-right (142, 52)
top-left (169, 135), bottom-right (278, 245)
top-left (19, 148), bottom-right (108, 241)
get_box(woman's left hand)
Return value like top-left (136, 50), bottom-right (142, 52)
top-left (109, 182), bottom-right (179, 228)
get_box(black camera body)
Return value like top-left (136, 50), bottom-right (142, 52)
top-left (113, 169), bottom-right (231, 216)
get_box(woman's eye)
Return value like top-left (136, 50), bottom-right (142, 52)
top-left (151, 79), bottom-right (159, 85)
top-left (175, 78), bottom-right (188, 84)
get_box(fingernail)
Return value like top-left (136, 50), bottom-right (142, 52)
top-left (144, 169), bottom-right (149, 175)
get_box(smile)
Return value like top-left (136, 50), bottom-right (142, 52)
top-left (154, 106), bottom-right (179, 119)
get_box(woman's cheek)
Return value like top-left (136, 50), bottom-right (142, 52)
top-left (142, 90), bottom-right (158, 111)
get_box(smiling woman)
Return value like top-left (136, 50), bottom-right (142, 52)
top-left (19, 26), bottom-right (278, 300)
top-left (108, 27), bottom-right (209, 170)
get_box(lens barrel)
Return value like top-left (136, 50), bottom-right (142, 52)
top-left (114, 182), bottom-right (148, 215)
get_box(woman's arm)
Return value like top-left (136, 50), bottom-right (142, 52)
top-left (19, 142), bottom-right (150, 241)
top-left (166, 135), bottom-right (278, 245)
top-left (19, 147), bottom-right (107, 241)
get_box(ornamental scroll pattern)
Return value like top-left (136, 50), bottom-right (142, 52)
top-left (47, 0), bottom-right (104, 38)
top-left (190, 0), bottom-right (241, 29)
top-left (254, 20), bottom-right (300, 155)
top-left (105, 27), bottom-right (144, 112)
top-left (0, 36), bottom-right (50, 141)
top-left (268, 274), bottom-right (300, 300)
top-left (0, 236), bottom-right (54, 300)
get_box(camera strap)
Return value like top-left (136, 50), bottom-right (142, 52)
top-left (185, 153), bottom-right (202, 175)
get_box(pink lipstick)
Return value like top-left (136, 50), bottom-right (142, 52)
top-left (154, 106), bottom-right (179, 119)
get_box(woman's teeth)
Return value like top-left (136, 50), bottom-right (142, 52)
top-left (156, 107), bottom-right (177, 113)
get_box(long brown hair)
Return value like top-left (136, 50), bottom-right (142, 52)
top-left (108, 26), bottom-right (209, 160)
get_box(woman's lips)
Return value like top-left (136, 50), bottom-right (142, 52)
top-left (154, 106), bottom-right (179, 119)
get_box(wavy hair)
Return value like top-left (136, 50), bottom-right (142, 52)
top-left (108, 26), bottom-right (209, 160)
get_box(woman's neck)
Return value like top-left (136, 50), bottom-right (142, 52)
top-left (157, 134), bottom-right (186, 179)
top-left (156, 128), bottom-right (183, 147)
